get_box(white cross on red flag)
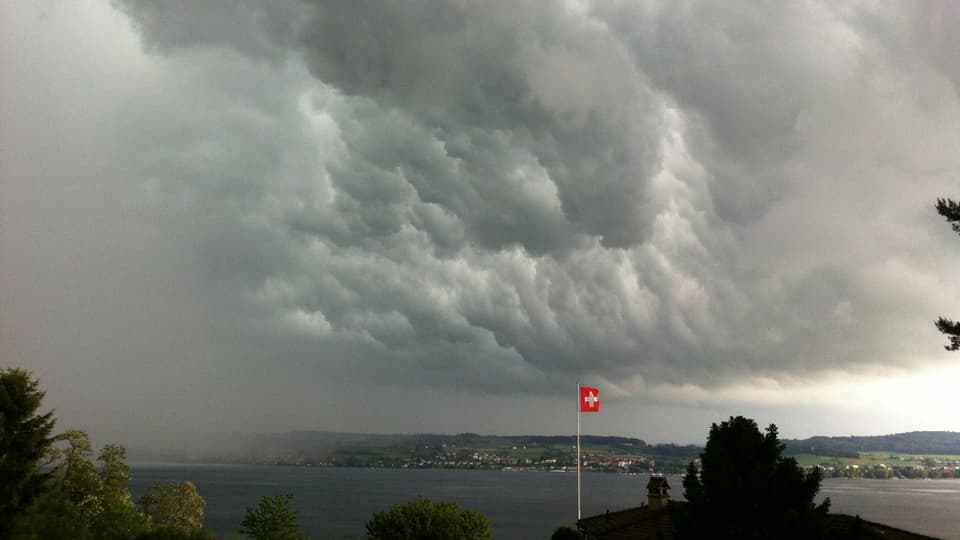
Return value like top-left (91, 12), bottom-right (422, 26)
top-left (580, 386), bottom-right (600, 412)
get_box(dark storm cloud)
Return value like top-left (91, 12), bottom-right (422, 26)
top-left (86, 0), bottom-right (960, 396)
top-left (118, 0), bottom-right (664, 250)
top-left (116, 0), bottom-right (310, 62)
top-left (298, 0), bottom-right (669, 249)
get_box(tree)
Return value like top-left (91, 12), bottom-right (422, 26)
top-left (99, 443), bottom-right (133, 494)
top-left (935, 198), bottom-right (960, 350)
top-left (51, 430), bottom-right (102, 518)
top-left (92, 443), bottom-right (151, 539)
top-left (240, 493), bottom-right (303, 540)
top-left (2, 370), bottom-right (152, 538)
top-left (14, 429), bottom-right (150, 539)
top-left (132, 529), bottom-right (218, 540)
top-left (551, 525), bottom-right (583, 539)
top-left (0, 368), bottom-right (57, 536)
top-left (8, 489), bottom-right (94, 540)
top-left (138, 481), bottom-right (206, 534)
top-left (675, 416), bottom-right (830, 540)
top-left (365, 495), bottom-right (492, 540)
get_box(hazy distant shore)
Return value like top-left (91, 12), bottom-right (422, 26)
top-left (131, 430), bottom-right (960, 479)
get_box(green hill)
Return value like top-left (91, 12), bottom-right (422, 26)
top-left (784, 431), bottom-right (960, 458)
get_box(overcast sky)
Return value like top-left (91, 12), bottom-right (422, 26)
top-left (3, 1), bottom-right (960, 446)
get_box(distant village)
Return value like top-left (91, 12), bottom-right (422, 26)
top-left (237, 443), bottom-right (960, 479)
top-left (238, 443), bottom-right (695, 474)
top-left (812, 456), bottom-right (960, 479)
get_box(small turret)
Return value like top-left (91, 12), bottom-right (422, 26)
top-left (646, 476), bottom-right (670, 510)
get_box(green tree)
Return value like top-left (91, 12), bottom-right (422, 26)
top-left (675, 416), bottom-right (830, 540)
top-left (936, 198), bottom-right (960, 350)
top-left (139, 481), bottom-right (206, 534)
top-left (8, 489), bottom-right (94, 540)
top-left (240, 493), bottom-right (303, 540)
top-left (365, 495), bottom-right (492, 540)
top-left (14, 430), bottom-right (150, 539)
top-left (93, 444), bottom-right (151, 539)
top-left (551, 524), bottom-right (583, 539)
top-left (132, 528), bottom-right (218, 540)
top-left (51, 430), bottom-right (102, 518)
top-left (99, 443), bottom-right (132, 493)
top-left (0, 368), bottom-right (57, 536)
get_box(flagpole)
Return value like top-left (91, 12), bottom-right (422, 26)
top-left (577, 381), bottom-right (581, 521)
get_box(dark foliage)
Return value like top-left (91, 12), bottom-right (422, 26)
top-left (365, 495), bottom-right (491, 540)
top-left (240, 493), bottom-right (302, 540)
top-left (8, 489), bottom-right (94, 540)
top-left (935, 198), bottom-right (960, 350)
top-left (2, 368), bottom-right (221, 539)
top-left (0, 368), bottom-right (57, 537)
top-left (936, 198), bottom-right (960, 234)
top-left (132, 528), bottom-right (218, 540)
top-left (675, 416), bottom-right (830, 540)
top-left (935, 317), bottom-right (960, 351)
top-left (551, 525), bottom-right (583, 539)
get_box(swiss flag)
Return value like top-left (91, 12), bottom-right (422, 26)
top-left (580, 386), bottom-right (600, 412)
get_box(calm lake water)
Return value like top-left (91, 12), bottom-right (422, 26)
top-left (129, 465), bottom-right (960, 539)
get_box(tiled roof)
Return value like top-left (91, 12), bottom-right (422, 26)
top-left (578, 505), bottom-right (675, 540)
top-left (822, 514), bottom-right (939, 540)
top-left (646, 476), bottom-right (670, 490)
top-left (578, 504), bottom-right (936, 540)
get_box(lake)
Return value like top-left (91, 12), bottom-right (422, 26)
top-left (129, 465), bottom-right (960, 539)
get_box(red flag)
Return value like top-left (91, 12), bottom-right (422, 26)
top-left (580, 386), bottom-right (600, 412)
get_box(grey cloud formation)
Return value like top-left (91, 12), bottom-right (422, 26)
top-left (4, 0), bottom-right (960, 441)
top-left (108, 0), bottom-right (960, 390)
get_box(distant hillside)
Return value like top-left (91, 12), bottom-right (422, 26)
top-left (138, 430), bottom-right (701, 470)
top-left (136, 429), bottom-right (960, 467)
top-left (784, 431), bottom-right (960, 458)
top-left (194, 431), bottom-right (702, 460)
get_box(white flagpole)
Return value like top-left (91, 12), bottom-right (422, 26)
top-left (577, 381), bottom-right (581, 521)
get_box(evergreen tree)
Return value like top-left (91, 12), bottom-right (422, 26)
top-left (936, 198), bottom-right (960, 350)
top-left (240, 493), bottom-right (303, 540)
top-left (0, 368), bottom-right (57, 536)
top-left (675, 416), bottom-right (830, 540)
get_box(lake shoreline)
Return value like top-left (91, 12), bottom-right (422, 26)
top-left (129, 465), bottom-right (960, 539)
